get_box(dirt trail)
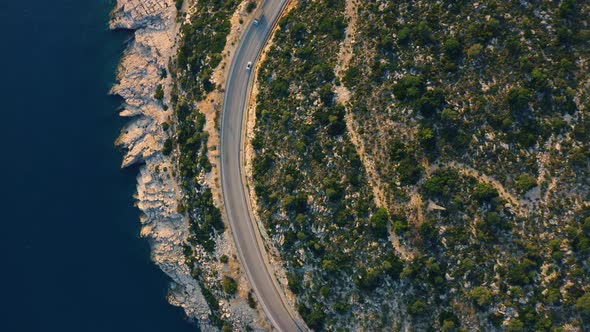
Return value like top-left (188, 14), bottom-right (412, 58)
top-left (432, 161), bottom-right (526, 217)
top-left (334, 0), bottom-right (415, 260)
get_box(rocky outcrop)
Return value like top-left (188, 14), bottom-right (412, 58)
top-left (110, 0), bottom-right (215, 329)
top-left (110, 1), bottom-right (268, 330)
top-left (110, 0), bottom-right (175, 30)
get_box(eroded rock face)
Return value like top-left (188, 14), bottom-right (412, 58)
top-left (110, 0), bottom-right (175, 30)
top-left (110, 0), bottom-right (214, 329)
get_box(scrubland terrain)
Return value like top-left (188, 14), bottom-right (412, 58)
top-left (250, 0), bottom-right (590, 330)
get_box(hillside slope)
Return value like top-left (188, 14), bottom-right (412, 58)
top-left (251, 0), bottom-right (590, 330)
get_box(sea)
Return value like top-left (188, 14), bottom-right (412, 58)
top-left (0, 1), bottom-right (195, 331)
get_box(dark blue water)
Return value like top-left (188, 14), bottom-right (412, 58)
top-left (0, 1), bottom-right (195, 331)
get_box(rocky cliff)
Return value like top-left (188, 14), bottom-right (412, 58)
top-left (110, 1), bottom-right (267, 330)
top-left (110, 0), bottom-right (215, 329)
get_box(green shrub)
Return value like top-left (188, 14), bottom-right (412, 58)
top-left (162, 138), bottom-right (174, 156)
top-left (286, 271), bottom-right (302, 294)
top-left (393, 75), bottom-right (425, 101)
top-left (154, 84), bottom-right (164, 100)
top-left (469, 286), bottom-right (493, 307)
top-left (222, 276), bottom-right (238, 295)
top-left (299, 304), bottom-right (326, 331)
top-left (473, 183), bottom-right (497, 201)
top-left (423, 170), bottom-right (459, 197)
top-left (245, 1), bottom-right (256, 13)
top-left (507, 259), bottom-right (536, 285)
top-left (576, 293), bottom-right (590, 316)
top-left (175, 0), bottom-right (184, 11)
top-left (247, 290), bottom-right (256, 308)
top-left (318, 15), bottom-right (346, 40)
top-left (443, 37), bottom-right (462, 58)
top-left (369, 208), bottom-right (389, 238)
top-left (417, 88), bottom-right (445, 116)
top-left (514, 173), bottom-right (537, 193)
top-left (382, 254), bottom-right (403, 279)
top-left (354, 267), bottom-right (382, 290)
top-left (392, 216), bottom-right (409, 235)
top-left (397, 26), bottom-right (412, 44)
top-left (505, 319), bottom-right (524, 332)
top-left (507, 87), bottom-right (532, 112)
top-left (466, 43), bottom-right (483, 58)
top-left (409, 299), bottom-right (427, 316)
top-left (415, 21), bottom-right (433, 44)
top-left (398, 157), bottom-right (424, 185)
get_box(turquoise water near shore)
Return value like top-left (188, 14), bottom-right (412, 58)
top-left (0, 1), bottom-right (195, 330)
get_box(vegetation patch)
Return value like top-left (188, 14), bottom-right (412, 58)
top-left (254, 0), bottom-right (590, 330)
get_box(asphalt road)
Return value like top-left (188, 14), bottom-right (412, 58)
top-left (219, 1), bottom-right (305, 331)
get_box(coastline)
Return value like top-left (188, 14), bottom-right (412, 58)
top-left (109, 1), bottom-right (268, 330)
top-left (109, 0), bottom-right (214, 328)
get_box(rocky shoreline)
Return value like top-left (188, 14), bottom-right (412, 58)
top-left (109, 1), bottom-right (216, 329)
top-left (109, 1), bottom-right (267, 330)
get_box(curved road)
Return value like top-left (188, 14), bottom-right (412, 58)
top-left (220, 1), bottom-right (304, 331)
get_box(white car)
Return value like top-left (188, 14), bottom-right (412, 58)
top-left (246, 61), bottom-right (252, 71)
top-left (254, 13), bottom-right (263, 25)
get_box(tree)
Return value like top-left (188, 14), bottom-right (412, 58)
top-left (318, 15), bottom-right (346, 40)
top-left (530, 68), bottom-right (548, 92)
top-left (301, 304), bottom-right (325, 330)
top-left (290, 22), bottom-right (307, 42)
top-left (484, 212), bottom-right (502, 228)
top-left (439, 310), bottom-right (460, 332)
top-left (327, 105), bottom-right (346, 136)
top-left (322, 259), bottom-right (338, 272)
top-left (283, 192), bottom-right (307, 213)
top-left (545, 287), bottom-right (560, 304)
